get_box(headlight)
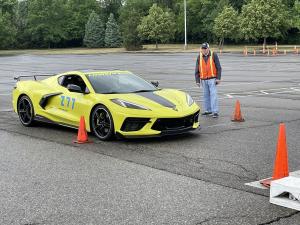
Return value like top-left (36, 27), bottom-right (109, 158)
top-left (111, 99), bottom-right (150, 110)
top-left (186, 94), bottom-right (194, 106)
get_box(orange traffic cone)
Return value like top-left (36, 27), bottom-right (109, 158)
top-left (74, 116), bottom-right (91, 144)
top-left (231, 100), bottom-right (245, 122)
top-left (260, 123), bottom-right (289, 187)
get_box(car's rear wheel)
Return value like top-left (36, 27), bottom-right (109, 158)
top-left (18, 95), bottom-right (35, 126)
top-left (91, 105), bottom-right (114, 141)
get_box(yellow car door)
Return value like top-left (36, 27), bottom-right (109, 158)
top-left (43, 74), bottom-right (93, 128)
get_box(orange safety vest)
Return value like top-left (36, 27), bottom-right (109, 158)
top-left (199, 51), bottom-right (217, 80)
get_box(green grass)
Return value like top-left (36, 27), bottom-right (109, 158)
top-left (0, 44), bottom-right (298, 56)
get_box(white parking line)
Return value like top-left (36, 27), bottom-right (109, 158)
top-left (290, 87), bottom-right (300, 92)
top-left (180, 81), bottom-right (268, 91)
top-left (258, 87), bottom-right (289, 91)
top-left (270, 90), bottom-right (296, 94)
top-left (219, 80), bottom-right (270, 87)
top-left (180, 80), bottom-right (300, 91)
top-left (194, 86), bottom-right (300, 102)
top-left (260, 91), bottom-right (269, 95)
top-left (0, 109), bottom-right (13, 112)
top-left (225, 94), bottom-right (233, 98)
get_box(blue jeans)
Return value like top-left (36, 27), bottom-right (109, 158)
top-left (201, 78), bottom-right (219, 113)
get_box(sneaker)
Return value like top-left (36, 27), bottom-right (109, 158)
top-left (201, 111), bottom-right (212, 116)
top-left (212, 113), bottom-right (219, 118)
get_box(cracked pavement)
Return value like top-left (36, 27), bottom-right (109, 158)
top-left (0, 53), bottom-right (300, 224)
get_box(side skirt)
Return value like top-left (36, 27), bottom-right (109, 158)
top-left (34, 114), bottom-right (78, 130)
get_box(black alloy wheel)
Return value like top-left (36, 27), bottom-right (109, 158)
top-left (18, 95), bottom-right (35, 126)
top-left (91, 105), bottom-right (114, 141)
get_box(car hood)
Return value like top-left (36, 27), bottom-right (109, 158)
top-left (101, 89), bottom-right (197, 114)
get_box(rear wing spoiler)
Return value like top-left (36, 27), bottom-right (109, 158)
top-left (14, 74), bottom-right (54, 81)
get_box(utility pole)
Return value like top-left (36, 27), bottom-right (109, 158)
top-left (184, 0), bottom-right (187, 50)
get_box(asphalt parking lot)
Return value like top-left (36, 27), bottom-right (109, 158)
top-left (0, 53), bottom-right (300, 225)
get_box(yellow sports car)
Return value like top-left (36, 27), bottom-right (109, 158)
top-left (12, 70), bottom-right (200, 140)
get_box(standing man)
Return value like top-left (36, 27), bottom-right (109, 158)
top-left (195, 42), bottom-right (222, 118)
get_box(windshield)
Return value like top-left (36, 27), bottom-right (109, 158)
top-left (86, 73), bottom-right (157, 94)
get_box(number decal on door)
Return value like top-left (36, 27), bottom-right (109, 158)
top-left (60, 96), bottom-right (76, 110)
top-left (66, 97), bottom-right (70, 107)
top-left (60, 96), bottom-right (65, 106)
top-left (71, 98), bottom-right (75, 110)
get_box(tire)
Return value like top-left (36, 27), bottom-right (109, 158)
top-left (17, 95), bottom-right (35, 127)
top-left (91, 105), bottom-right (115, 141)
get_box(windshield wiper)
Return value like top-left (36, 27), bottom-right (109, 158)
top-left (101, 90), bottom-right (155, 94)
top-left (101, 91), bottom-right (120, 94)
top-left (131, 90), bottom-right (155, 93)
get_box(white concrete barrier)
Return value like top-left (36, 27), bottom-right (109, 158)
top-left (270, 174), bottom-right (300, 211)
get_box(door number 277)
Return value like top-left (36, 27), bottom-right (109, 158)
top-left (60, 96), bottom-right (76, 110)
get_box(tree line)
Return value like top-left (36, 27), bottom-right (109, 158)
top-left (0, 0), bottom-right (299, 50)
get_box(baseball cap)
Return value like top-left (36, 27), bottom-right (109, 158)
top-left (201, 42), bottom-right (209, 49)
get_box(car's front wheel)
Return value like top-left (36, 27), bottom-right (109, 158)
top-left (91, 105), bottom-right (114, 141)
top-left (18, 95), bottom-right (35, 126)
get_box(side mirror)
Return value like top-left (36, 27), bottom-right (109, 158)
top-left (67, 84), bottom-right (83, 93)
top-left (151, 81), bottom-right (159, 87)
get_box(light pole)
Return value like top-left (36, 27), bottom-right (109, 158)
top-left (184, 0), bottom-right (187, 50)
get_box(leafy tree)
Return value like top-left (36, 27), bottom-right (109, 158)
top-left (0, 0), bottom-right (17, 49)
top-left (184, 0), bottom-right (229, 43)
top-left (0, 0), bottom-right (297, 49)
top-left (0, 0), bottom-right (17, 15)
top-left (0, 13), bottom-right (16, 48)
top-left (294, 0), bottom-right (300, 29)
top-left (138, 4), bottom-right (176, 49)
top-left (282, 0), bottom-right (296, 7)
top-left (120, 0), bottom-right (152, 50)
top-left (84, 11), bottom-right (105, 48)
top-left (240, 0), bottom-right (289, 47)
top-left (213, 5), bottom-right (239, 48)
top-left (153, 0), bottom-right (177, 9)
top-left (228, 0), bottom-right (246, 10)
top-left (27, 0), bottom-right (69, 48)
top-left (65, 0), bottom-right (100, 46)
top-left (99, 0), bottom-right (123, 21)
top-left (105, 13), bottom-right (122, 47)
top-left (121, 11), bottom-right (142, 50)
top-left (15, 0), bottom-right (30, 48)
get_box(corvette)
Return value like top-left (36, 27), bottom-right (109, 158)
top-left (12, 70), bottom-right (200, 140)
